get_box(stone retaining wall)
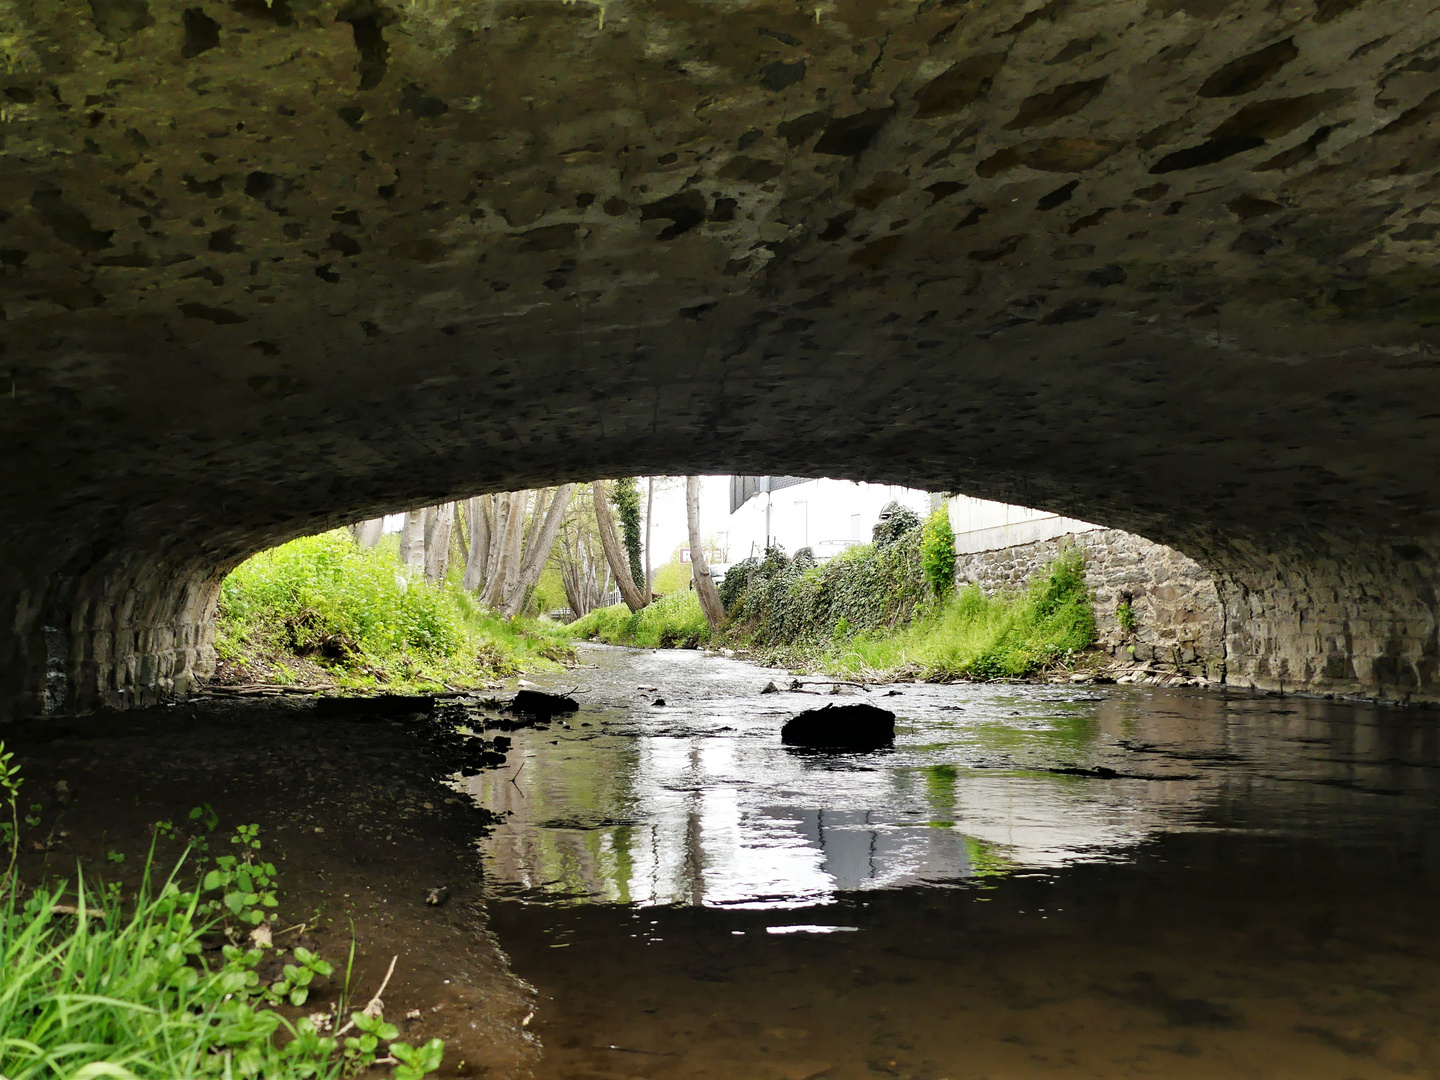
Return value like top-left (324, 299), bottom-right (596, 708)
top-left (953, 530), bottom-right (1226, 679)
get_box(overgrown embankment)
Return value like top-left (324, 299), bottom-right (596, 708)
top-left (567, 509), bottom-right (1097, 682)
top-left (217, 531), bottom-right (573, 692)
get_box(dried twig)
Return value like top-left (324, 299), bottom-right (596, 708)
top-left (334, 954), bottom-right (398, 1037)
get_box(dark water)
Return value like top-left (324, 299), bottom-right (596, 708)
top-left (462, 644), bottom-right (1440, 1080)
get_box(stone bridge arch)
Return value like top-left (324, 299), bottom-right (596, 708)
top-left (2, 0), bottom-right (1439, 716)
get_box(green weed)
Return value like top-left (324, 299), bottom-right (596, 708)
top-left (0, 843), bottom-right (443, 1079)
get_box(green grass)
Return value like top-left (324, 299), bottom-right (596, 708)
top-left (0, 848), bottom-right (441, 1080)
top-left (568, 591), bottom-right (710, 648)
top-left (746, 547), bottom-right (1096, 682)
top-left (217, 530), bottom-right (574, 691)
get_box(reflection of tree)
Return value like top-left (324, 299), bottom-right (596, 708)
top-left (473, 718), bottom-right (647, 902)
top-left (924, 764), bottom-right (958, 814)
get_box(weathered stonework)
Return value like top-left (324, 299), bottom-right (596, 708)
top-left (953, 529), bottom-right (1226, 678)
top-left (3, 0), bottom-right (1440, 716)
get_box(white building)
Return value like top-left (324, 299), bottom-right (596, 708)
top-left (724, 476), bottom-right (1102, 563)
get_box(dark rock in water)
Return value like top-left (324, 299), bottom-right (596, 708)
top-left (510, 689), bottom-right (579, 717)
top-left (760, 681), bottom-right (780, 694)
top-left (425, 885), bottom-right (449, 907)
top-left (781, 703), bottom-right (895, 751)
top-left (652, 697), bottom-right (666, 707)
top-left (315, 694), bottom-right (435, 717)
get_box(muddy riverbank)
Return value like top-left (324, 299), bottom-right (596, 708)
top-left (3, 697), bottom-right (538, 1078)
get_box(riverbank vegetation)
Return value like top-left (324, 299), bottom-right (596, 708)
top-left (0, 813), bottom-right (442, 1079)
top-left (568, 590), bottom-right (710, 648)
top-left (566, 506), bottom-right (1096, 683)
top-left (216, 531), bottom-right (573, 691)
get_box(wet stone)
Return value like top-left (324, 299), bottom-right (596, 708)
top-left (781, 703), bottom-right (896, 751)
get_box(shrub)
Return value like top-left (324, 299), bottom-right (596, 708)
top-left (873, 504), bottom-right (922, 548)
top-left (920, 507), bottom-right (955, 597)
top-left (720, 528), bottom-right (926, 649)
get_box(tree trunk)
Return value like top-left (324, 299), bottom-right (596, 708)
top-left (423, 503), bottom-right (452, 585)
top-left (399, 509), bottom-right (426, 570)
top-left (592, 481), bottom-right (647, 612)
top-left (452, 502), bottom-right (469, 568)
top-left (687, 476), bottom-right (725, 631)
top-left (481, 492), bottom-right (524, 609)
top-left (644, 476), bottom-right (654, 601)
top-left (462, 496), bottom-right (492, 592)
top-left (502, 484), bottom-right (575, 618)
top-left (352, 518), bottom-right (385, 548)
top-left (482, 491), bottom-right (529, 611)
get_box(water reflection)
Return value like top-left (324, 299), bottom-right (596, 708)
top-left (457, 646), bottom-right (1291, 907)
top-left (464, 645), bottom-right (1440, 1080)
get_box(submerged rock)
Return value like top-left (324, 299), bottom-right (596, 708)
top-left (781, 703), bottom-right (895, 751)
top-left (510, 689), bottom-right (579, 717)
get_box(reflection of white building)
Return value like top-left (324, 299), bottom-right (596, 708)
top-left (725, 476), bottom-right (1102, 562)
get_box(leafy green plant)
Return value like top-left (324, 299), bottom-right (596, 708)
top-left (393, 1038), bottom-right (446, 1080)
top-left (201, 824), bottom-right (278, 928)
top-left (269, 947), bottom-right (333, 1008)
top-left (0, 844), bottom-right (445, 1080)
top-left (0, 743), bottom-right (21, 882)
top-left (920, 507), bottom-right (956, 598)
top-left (1117, 598), bottom-right (1138, 635)
top-left (343, 1009), bottom-right (399, 1068)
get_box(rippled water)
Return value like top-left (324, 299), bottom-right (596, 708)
top-left (462, 644), bottom-right (1440, 1079)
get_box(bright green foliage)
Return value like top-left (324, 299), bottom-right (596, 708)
top-left (568, 590), bottom-right (710, 648)
top-left (392, 1038), bottom-right (446, 1080)
top-left (650, 554), bottom-right (692, 596)
top-left (807, 546), bottom-right (1095, 681)
top-left (0, 829), bottom-right (441, 1080)
top-left (217, 530), bottom-right (573, 690)
top-left (920, 508), bottom-right (956, 597)
top-left (1116, 599), bottom-right (1138, 635)
top-left (610, 478), bottom-right (645, 588)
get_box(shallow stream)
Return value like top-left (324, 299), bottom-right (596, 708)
top-left (467, 643), bottom-right (1440, 1080)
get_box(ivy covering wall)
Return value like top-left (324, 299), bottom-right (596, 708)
top-left (719, 514), bottom-right (928, 647)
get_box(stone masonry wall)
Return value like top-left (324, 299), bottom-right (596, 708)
top-left (953, 529), bottom-right (1225, 679)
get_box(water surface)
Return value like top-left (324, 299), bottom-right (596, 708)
top-left (461, 644), bottom-right (1440, 1079)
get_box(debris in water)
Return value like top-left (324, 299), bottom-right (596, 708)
top-left (425, 885), bottom-right (450, 907)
